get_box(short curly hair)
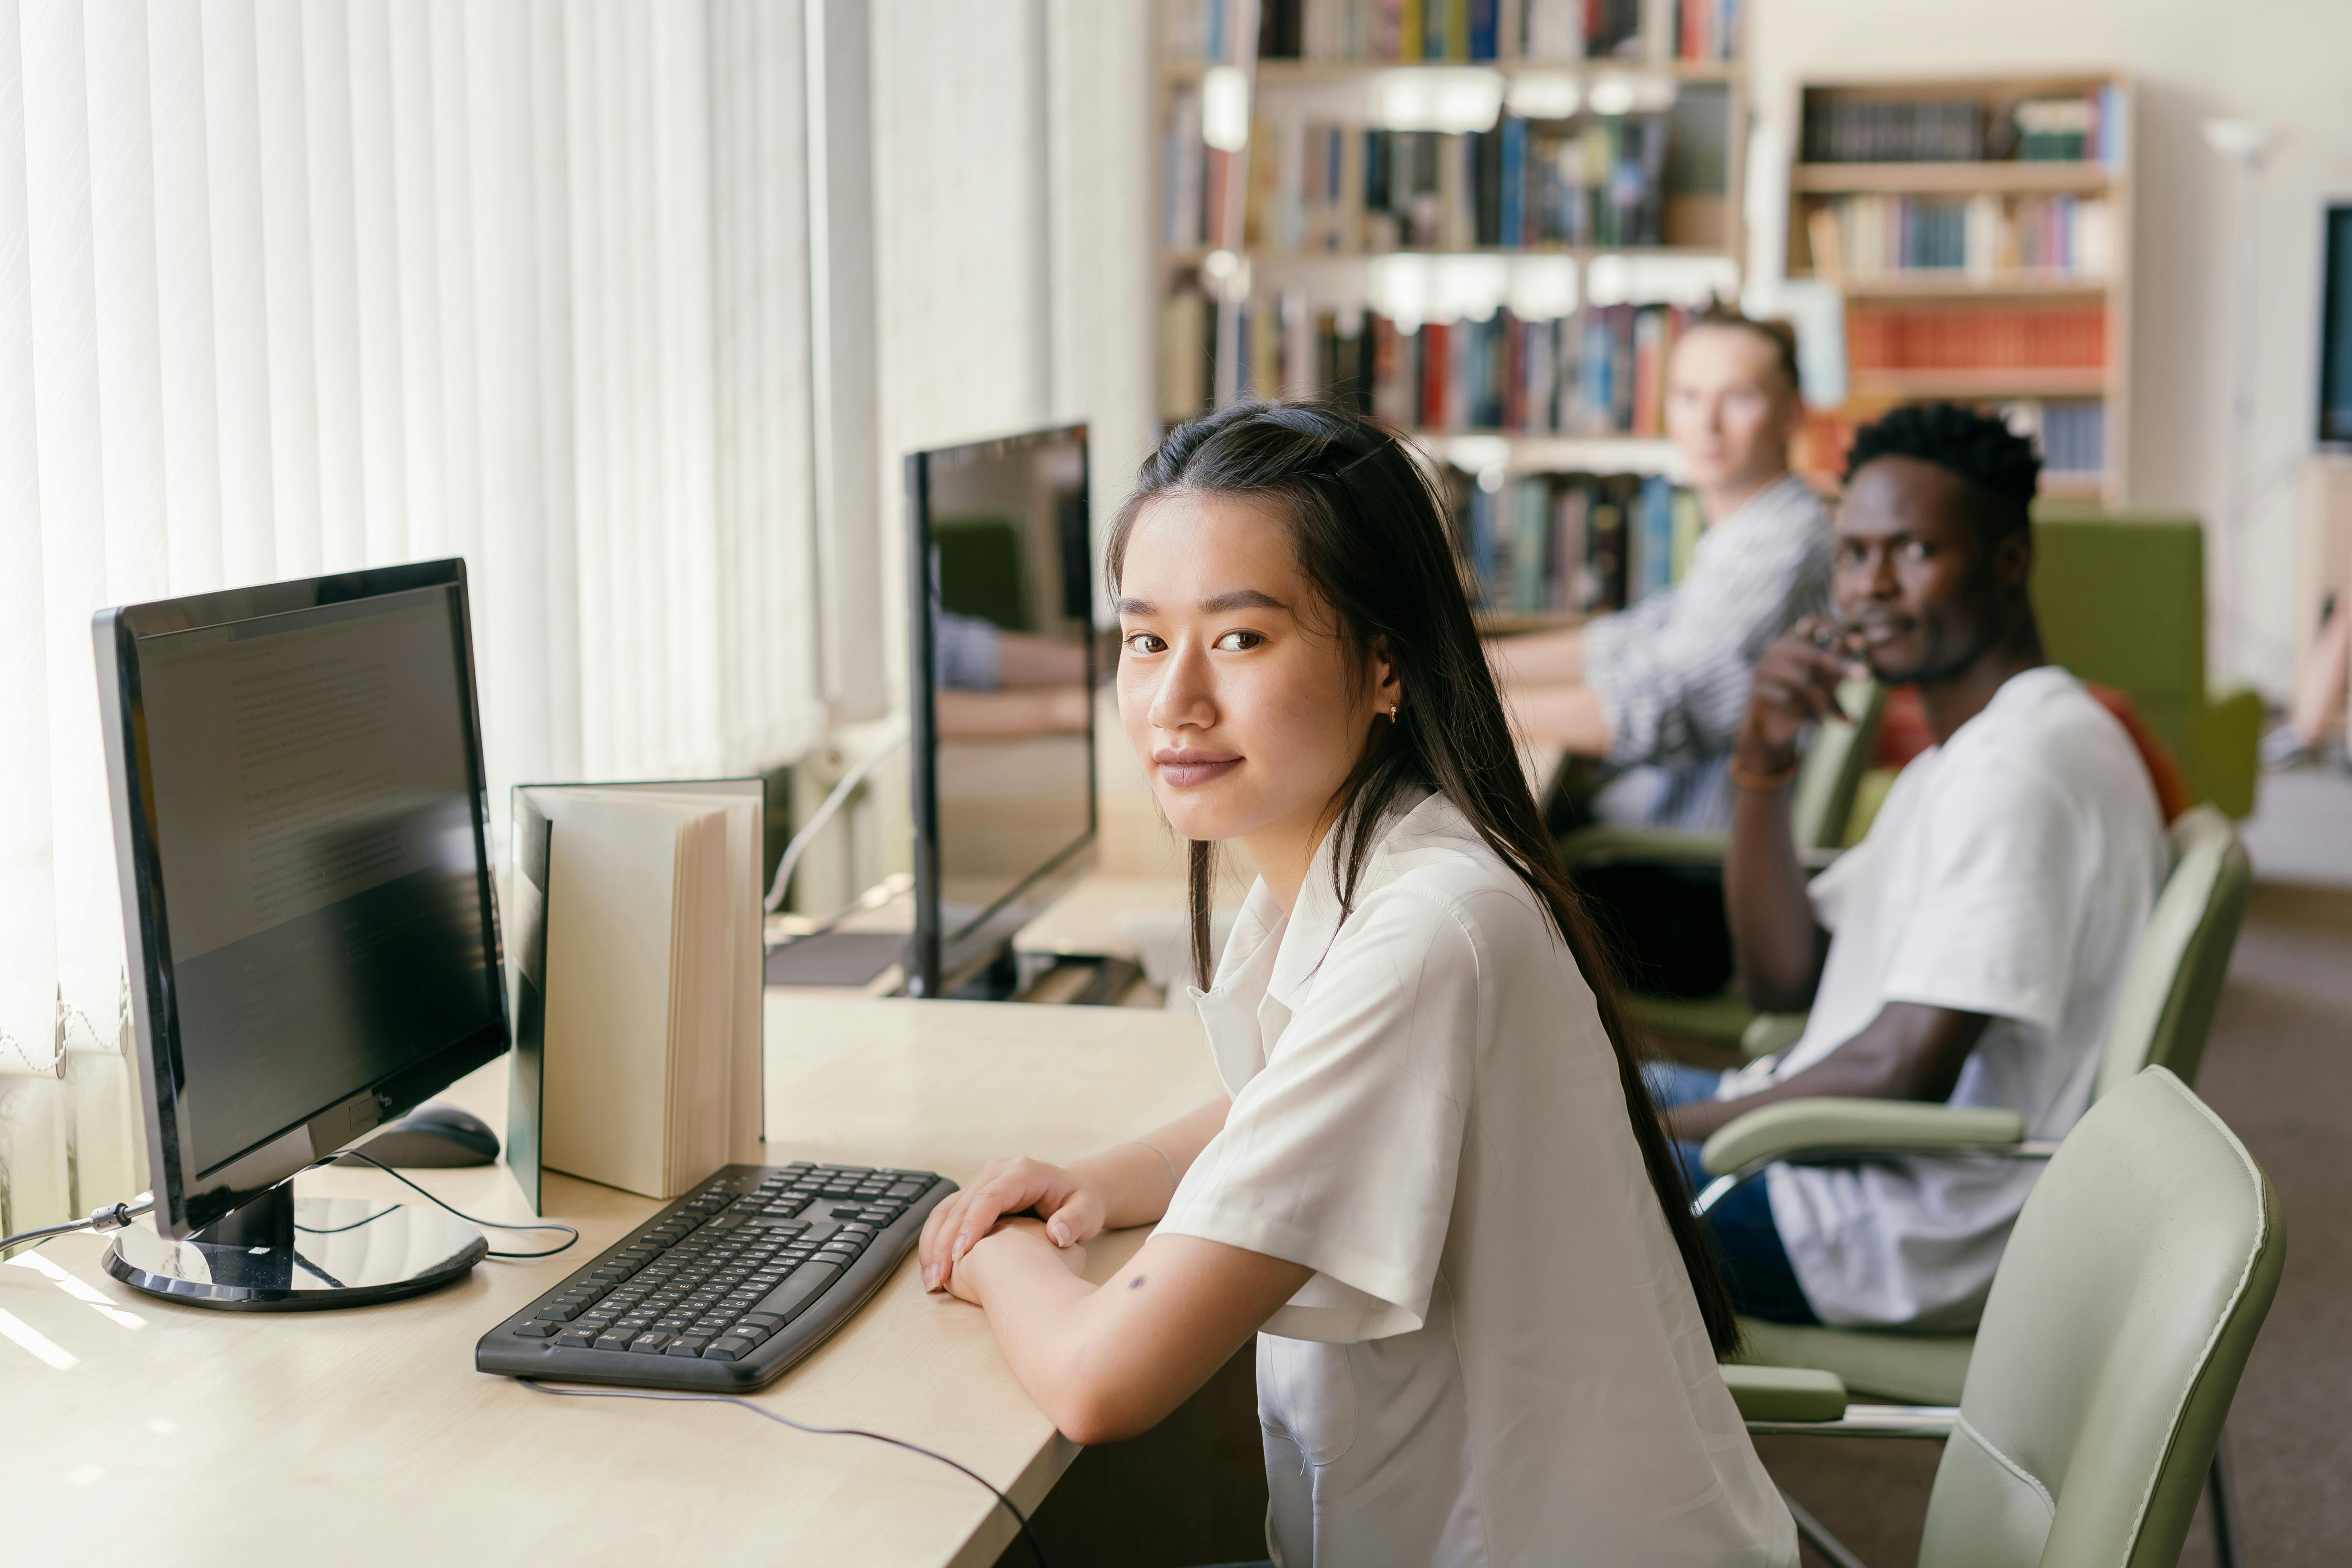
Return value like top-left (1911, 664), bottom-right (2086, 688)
top-left (1843, 403), bottom-right (2040, 542)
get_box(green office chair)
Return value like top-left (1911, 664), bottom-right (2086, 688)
top-left (1728, 1067), bottom-right (2284, 1568)
top-left (1556, 680), bottom-right (1885, 1049)
top-left (1710, 807), bottom-right (2256, 1562)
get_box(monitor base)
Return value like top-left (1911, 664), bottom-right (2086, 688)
top-left (103, 1183), bottom-right (487, 1311)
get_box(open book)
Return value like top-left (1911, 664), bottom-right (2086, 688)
top-left (507, 780), bottom-right (764, 1206)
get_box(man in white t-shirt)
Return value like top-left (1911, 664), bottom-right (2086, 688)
top-left (1649, 402), bottom-right (2168, 1331)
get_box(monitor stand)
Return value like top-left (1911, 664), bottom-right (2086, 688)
top-left (103, 1181), bottom-right (488, 1311)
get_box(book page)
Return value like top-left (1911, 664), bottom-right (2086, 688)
top-left (665, 812), bottom-right (734, 1193)
top-left (537, 793), bottom-right (695, 1197)
top-left (601, 786), bottom-right (764, 1167)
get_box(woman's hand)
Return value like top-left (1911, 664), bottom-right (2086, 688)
top-left (938, 1217), bottom-right (1087, 1306)
top-left (920, 1157), bottom-right (1105, 1291)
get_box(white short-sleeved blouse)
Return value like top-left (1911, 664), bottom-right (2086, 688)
top-left (1158, 791), bottom-right (1795, 1568)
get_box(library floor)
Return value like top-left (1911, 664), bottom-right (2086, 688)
top-left (1760, 764), bottom-right (2352, 1568)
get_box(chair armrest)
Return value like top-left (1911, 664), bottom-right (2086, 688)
top-left (1556, 825), bottom-right (1842, 873)
top-left (1738, 1012), bottom-right (1807, 1060)
top-left (1721, 1363), bottom-right (1848, 1423)
top-left (1556, 825), bottom-right (1729, 870)
top-left (1699, 1099), bottom-right (2028, 1178)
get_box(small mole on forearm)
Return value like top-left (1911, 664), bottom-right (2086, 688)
top-left (1127, 1275), bottom-right (1145, 1289)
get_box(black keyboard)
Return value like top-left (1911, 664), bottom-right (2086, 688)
top-left (476, 1161), bottom-right (956, 1390)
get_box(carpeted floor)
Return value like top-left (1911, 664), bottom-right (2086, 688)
top-left (1759, 869), bottom-right (2352, 1567)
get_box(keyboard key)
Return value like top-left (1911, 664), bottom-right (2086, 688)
top-left (750, 1261), bottom-right (842, 1323)
top-left (556, 1329), bottom-right (598, 1349)
top-left (535, 1304), bottom-right (583, 1322)
top-left (701, 1336), bottom-right (757, 1362)
top-left (738, 1312), bottom-right (786, 1330)
top-left (512, 1321), bottom-right (559, 1338)
top-left (592, 1331), bottom-right (635, 1352)
top-left (628, 1332), bottom-right (674, 1354)
top-left (884, 1182), bottom-right (924, 1198)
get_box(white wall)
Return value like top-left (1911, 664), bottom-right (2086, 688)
top-left (796, 0), bottom-right (1152, 907)
top-left (1746, 0), bottom-right (2352, 696)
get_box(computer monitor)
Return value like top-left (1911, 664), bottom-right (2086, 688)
top-left (904, 424), bottom-right (1098, 998)
top-left (92, 559), bottom-right (508, 1308)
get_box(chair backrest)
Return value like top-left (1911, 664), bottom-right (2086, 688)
top-left (1790, 678), bottom-right (1885, 852)
top-left (1918, 1068), bottom-right (2284, 1568)
top-left (2092, 806), bottom-right (2253, 1101)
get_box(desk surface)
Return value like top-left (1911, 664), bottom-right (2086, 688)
top-left (0, 994), bottom-right (1217, 1568)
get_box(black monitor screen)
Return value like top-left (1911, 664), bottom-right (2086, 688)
top-left (133, 585), bottom-right (498, 1177)
top-left (2323, 205), bottom-right (2352, 445)
top-left (920, 428), bottom-right (1096, 953)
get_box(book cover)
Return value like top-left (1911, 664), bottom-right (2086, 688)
top-left (1469, 0), bottom-right (1497, 59)
top-left (1421, 321), bottom-right (1450, 428)
top-left (506, 795), bottom-right (553, 1214)
top-left (1498, 114), bottom-right (1526, 246)
top-left (1512, 478), bottom-right (1550, 612)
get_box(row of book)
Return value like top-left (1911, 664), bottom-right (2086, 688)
top-left (1158, 287), bottom-right (1704, 438)
top-left (1793, 400), bottom-right (2107, 491)
top-left (1162, 0), bottom-right (1740, 65)
top-left (1162, 92), bottom-right (1244, 251)
top-left (1240, 115), bottom-right (1675, 254)
top-left (1804, 194), bottom-right (2114, 280)
top-left (2016, 399), bottom-right (2106, 477)
top-left (1451, 470), bottom-right (1699, 615)
top-left (1846, 305), bottom-right (2108, 372)
top-left (1253, 0), bottom-right (1644, 61)
top-left (1800, 87), bottom-right (2125, 166)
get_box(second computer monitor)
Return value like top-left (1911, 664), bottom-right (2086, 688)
top-left (904, 424), bottom-right (1097, 997)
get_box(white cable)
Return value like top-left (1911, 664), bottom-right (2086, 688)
top-left (763, 727), bottom-right (910, 913)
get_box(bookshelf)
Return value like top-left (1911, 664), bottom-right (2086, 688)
top-left (1152, 0), bottom-right (1751, 483)
top-left (1785, 73), bottom-right (2135, 507)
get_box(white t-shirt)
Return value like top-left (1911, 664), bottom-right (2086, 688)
top-left (1723, 665), bottom-right (2167, 1329)
top-left (1161, 792), bottom-right (1794, 1568)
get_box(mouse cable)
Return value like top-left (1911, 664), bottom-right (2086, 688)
top-left (514, 1377), bottom-right (1048, 1568)
top-left (328, 1151), bottom-right (580, 1259)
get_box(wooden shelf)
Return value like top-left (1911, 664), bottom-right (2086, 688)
top-left (1476, 608), bottom-right (1586, 635)
top-left (1414, 432), bottom-right (1681, 477)
top-left (1792, 161), bottom-right (2114, 194)
top-left (1227, 243), bottom-right (1738, 267)
top-left (1250, 58), bottom-right (1740, 84)
top-left (1847, 366), bottom-right (2110, 399)
top-left (1805, 272), bottom-right (2111, 299)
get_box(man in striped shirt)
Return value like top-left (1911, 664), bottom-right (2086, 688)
top-left (1490, 309), bottom-right (1834, 834)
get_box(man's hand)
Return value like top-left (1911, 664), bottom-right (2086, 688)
top-left (1736, 617), bottom-right (1868, 776)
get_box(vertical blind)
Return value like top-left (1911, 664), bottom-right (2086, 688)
top-left (0, 0), bottom-right (826, 1234)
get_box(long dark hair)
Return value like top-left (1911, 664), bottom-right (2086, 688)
top-left (1107, 400), bottom-right (1740, 1356)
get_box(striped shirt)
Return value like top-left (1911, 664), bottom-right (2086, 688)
top-left (1582, 474), bottom-right (1834, 831)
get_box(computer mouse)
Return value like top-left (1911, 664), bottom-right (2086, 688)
top-left (336, 1102), bottom-right (500, 1168)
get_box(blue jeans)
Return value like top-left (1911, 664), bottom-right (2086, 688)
top-left (1642, 1063), bottom-right (1820, 1326)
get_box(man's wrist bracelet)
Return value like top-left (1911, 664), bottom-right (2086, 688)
top-left (1730, 755), bottom-right (1801, 791)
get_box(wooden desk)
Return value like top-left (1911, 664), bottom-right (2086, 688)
top-left (0, 994), bottom-right (1218, 1568)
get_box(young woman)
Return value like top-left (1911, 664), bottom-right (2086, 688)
top-left (917, 403), bottom-right (1795, 1567)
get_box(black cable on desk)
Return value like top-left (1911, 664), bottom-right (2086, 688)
top-left (329, 1150), bottom-right (581, 1259)
top-left (514, 1377), bottom-right (1049, 1568)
